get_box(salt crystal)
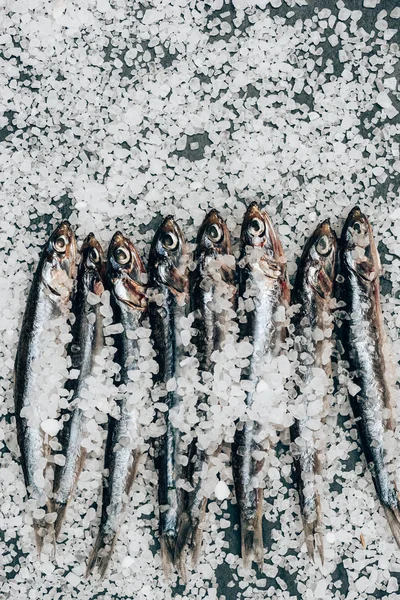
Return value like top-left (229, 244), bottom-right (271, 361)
top-left (214, 480), bottom-right (230, 501)
top-left (376, 91), bottom-right (393, 109)
top-left (41, 419), bottom-right (61, 436)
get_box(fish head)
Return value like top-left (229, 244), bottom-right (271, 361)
top-left (301, 220), bottom-right (337, 299)
top-left (341, 206), bottom-right (380, 282)
top-left (195, 209), bottom-right (233, 283)
top-left (42, 221), bottom-right (77, 299)
top-left (107, 231), bottom-right (147, 310)
top-left (196, 209), bottom-right (232, 256)
top-left (81, 233), bottom-right (105, 296)
top-left (241, 202), bottom-right (286, 280)
top-left (148, 216), bottom-right (188, 294)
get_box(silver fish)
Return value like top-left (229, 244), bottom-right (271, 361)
top-left (290, 220), bottom-right (337, 563)
top-left (14, 221), bottom-right (77, 552)
top-left (232, 202), bottom-right (289, 569)
top-left (176, 209), bottom-right (235, 567)
top-left (147, 216), bottom-right (189, 577)
top-left (340, 206), bottom-right (400, 546)
top-left (86, 232), bottom-right (147, 578)
top-left (52, 233), bottom-right (105, 539)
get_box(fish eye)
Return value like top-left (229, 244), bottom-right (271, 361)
top-left (54, 235), bottom-right (68, 253)
top-left (352, 221), bottom-right (362, 234)
top-left (316, 235), bottom-right (331, 257)
top-left (248, 217), bottom-right (265, 237)
top-left (161, 231), bottom-right (179, 250)
top-left (89, 247), bottom-right (100, 263)
top-left (206, 223), bottom-right (223, 243)
top-left (114, 246), bottom-right (130, 265)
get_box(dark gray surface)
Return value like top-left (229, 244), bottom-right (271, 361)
top-left (1, 1), bottom-right (399, 599)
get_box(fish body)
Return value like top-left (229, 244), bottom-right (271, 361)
top-left (232, 203), bottom-right (289, 568)
top-left (52, 234), bottom-right (105, 539)
top-left (87, 232), bottom-right (147, 578)
top-left (177, 209), bottom-right (235, 566)
top-left (340, 206), bottom-right (400, 546)
top-left (147, 216), bottom-right (188, 576)
top-left (290, 220), bottom-right (337, 563)
top-left (14, 222), bottom-right (77, 552)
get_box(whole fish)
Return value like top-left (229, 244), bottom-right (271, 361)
top-left (232, 202), bottom-right (289, 569)
top-left (52, 233), bottom-right (105, 539)
top-left (340, 206), bottom-right (400, 546)
top-left (290, 220), bottom-right (337, 563)
top-left (14, 221), bottom-right (77, 552)
top-left (87, 232), bottom-right (147, 578)
top-left (176, 209), bottom-right (235, 566)
top-left (147, 216), bottom-right (189, 576)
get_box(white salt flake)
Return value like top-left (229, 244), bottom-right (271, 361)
top-left (214, 480), bottom-right (230, 501)
top-left (41, 419), bottom-right (61, 437)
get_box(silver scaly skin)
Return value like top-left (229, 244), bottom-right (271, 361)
top-left (232, 202), bottom-right (289, 569)
top-left (52, 233), bottom-right (105, 539)
top-left (290, 220), bottom-right (337, 564)
top-left (176, 209), bottom-right (235, 568)
top-left (86, 232), bottom-right (147, 579)
top-left (147, 216), bottom-right (189, 578)
top-left (340, 206), bottom-right (400, 546)
top-left (14, 221), bottom-right (77, 553)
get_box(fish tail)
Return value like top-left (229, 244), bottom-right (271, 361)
top-left (160, 534), bottom-right (176, 579)
top-left (240, 490), bottom-right (264, 569)
top-left (302, 494), bottom-right (324, 564)
top-left (190, 498), bottom-right (208, 567)
top-left (33, 518), bottom-right (46, 557)
top-left (383, 504), bottom-right (400, 548)
top-left (53, 502), bottom-right (67, 540)
top-left (86, 528), bottom-right (116, 579)
top-left (174, 512), bottom-right (190, 570)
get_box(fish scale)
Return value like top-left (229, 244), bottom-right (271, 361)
top-left (290, 219), bottom-right (337, 564)
top-left (340, 206), bottom-right (400, 546)
top-left (232, 202), bottom-right (289, 569)
top-left (52, 233), bottom-right (105, 539)
top-left (14, 221), bottom-right (77, 553)
top-left (175, 209), bottom-right (235, 570)
top-left (147, 215), bottom-right (189, 578)
top-left (86, 231), bottom-right (147, 579)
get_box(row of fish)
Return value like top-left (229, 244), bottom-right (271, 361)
top-left (14, 204), bottom-right (399, 579)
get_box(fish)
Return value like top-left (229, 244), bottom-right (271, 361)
top-left (340, 206), bottom-right (400, 547)
top-left (14, 221), bottom-right (77, 553)
top-left (289, 220), bottom-right (337, 564)
top-left (232, 202), bottom-right (289, 569)
top-left (52, 233), bottom-right (105, 539)
top-left (147, 215), bottom-right (189, 577)
top-left (86, 232), bottom-right (147, 578)
top-left (176, 209), bottom-right (235, 567)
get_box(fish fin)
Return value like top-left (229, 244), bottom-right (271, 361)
top-left (160, 534), bottom-right (176, 579)
top-left (174, 511), bottom-right (190, 569)
top-left (53, 502), bottom-right (67, 541)
top-left (33, 518), bottom-right (46, 557)
top-left (124, 449), bottom-right (141, 496)
top-left (86, 529), bottom-right (116, 579)
top-left (52, 447), bottom-right (87, 540)
top-left (302, 491), bottom-right (324, 565)
top-left (240, 489), bottom-right (264, 569)
top-left (383, 504), bottom-right (400, 548)
top-left (190, 498), bottom-right (208, 567)
top-left (303, 519), bottom-right (324, 565)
